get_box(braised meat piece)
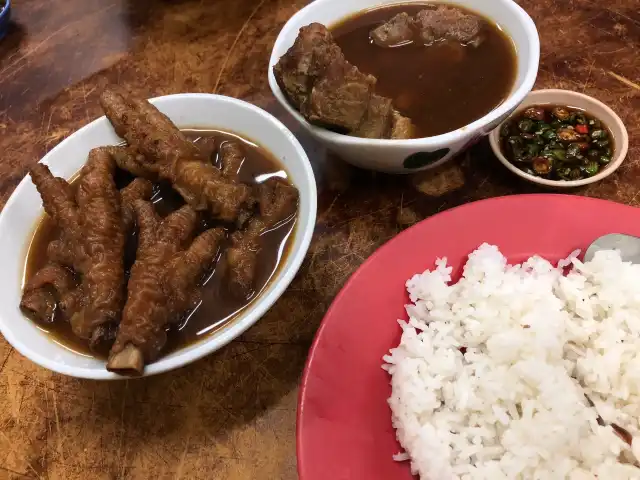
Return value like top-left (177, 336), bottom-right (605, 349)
top-left (370, 12), bottom-right (414, 47)
top-left (119, 178), bottom-right (155, 231)
top-left (275, 23), bottom-right (376, 133)
top-left (100, 87), bottom-right (254, 224)
top-left (413, 6), bottom-right (482, 46)
top-left (227, 219), bottom-right (264, 297)
top-left (171, 159), bottom-right (254, 225)
top-left (107, 202), bottom-right (225, 374)
top-left (219, 141), bottom-right (245, 180)
top-left (274, 23), bottom-right (416, 139)
top-left (27, 148), bottom-right (127, 347)
top-left (354, 94), bottom-right (394, 139)
top-left (30, 164), bottom-right (80, 239)
top-left (35, 162), bottom-right (85, 271)
top-left (370, 7), bottom-right (483, 48)
top-left (390, 110), bottom-right (416, 139)
top-left (107, 146), bottom-right (158, 181)
top-left (20, 264), bottom-right (77, 323)
top-left (217, 140), bottom-right (257, 227)
top-left (258, 177), bottom-right (299, 225)
top-left (100, 89), bottom-right (202, 166)
top-left (46, 176), bottom-right (152, 269)
top-left (273, 23), bottom-right (345, 111)
top-left (69, 148), bottom-right (126, 345)
top-left (46, 241), bottom-right (74, 270)
top-left (306, 59), bottom-right (376, 132)
top-left (227, 178), bottom-right (299, 297)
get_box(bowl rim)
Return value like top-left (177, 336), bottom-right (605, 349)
top-left (0, 93), bottom-right (318, 380)
top-left (0, 0), bottom-right (10, 14)
top-left (488, 89), bottom-right (630, 188)
top-left (268, 0), bottom-right (540, 146)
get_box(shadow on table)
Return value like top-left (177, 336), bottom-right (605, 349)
top-left (0, 21), bottom-right (26, 64)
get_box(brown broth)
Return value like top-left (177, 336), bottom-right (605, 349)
top-left (23, 129), bottom-right (297, 358)
top-left (331, 2), bottom-right (518, 137)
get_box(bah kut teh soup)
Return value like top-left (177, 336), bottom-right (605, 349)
top-left (273, 2), bottom-right (517, 139)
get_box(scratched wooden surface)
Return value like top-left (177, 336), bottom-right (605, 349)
top-left (0, 0), bottom-right (638, 479)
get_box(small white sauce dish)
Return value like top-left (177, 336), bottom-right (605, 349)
top-left (489, 89), bottom-right (629, 188)
top-left (0, 94), bottom-right (317, 380)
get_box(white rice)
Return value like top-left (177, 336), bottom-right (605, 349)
top-left (383, 244), bottom-right (640, 479)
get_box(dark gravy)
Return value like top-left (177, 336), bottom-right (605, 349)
top-left (331, 2), bottom-right (517, 137)
top-left (24, 129), bottom-right (297, 358)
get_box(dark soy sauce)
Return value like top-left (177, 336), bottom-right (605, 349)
top-left (23, 129), bottom-right (297, 358)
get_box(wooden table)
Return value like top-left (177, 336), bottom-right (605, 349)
top-left (0, 1), bottom-right (637, 478)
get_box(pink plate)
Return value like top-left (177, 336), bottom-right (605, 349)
top-left (297, 194), bottom-right (640, 480)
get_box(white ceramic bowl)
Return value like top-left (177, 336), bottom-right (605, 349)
top-left (489, 89), bottom-right (629, 188)
top-left (0, 94), bottom-right (317, 380)
top-left (268, 0), bottom-right (540, 174)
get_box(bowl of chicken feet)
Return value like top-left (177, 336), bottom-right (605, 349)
top-left (0, 88), bottom-right (317, 379)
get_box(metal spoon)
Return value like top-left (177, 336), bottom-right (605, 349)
top-left (580, 236), bottom-right (640, 464)
top-left (584, 234), bottom-right (640, 263)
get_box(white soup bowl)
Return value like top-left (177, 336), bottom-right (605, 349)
top-left (269, 0), bottom-right (540, 173)
top-left (0, 94), bottom-right (317, 380)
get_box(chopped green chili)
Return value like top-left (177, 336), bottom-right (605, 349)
top-left (499, 104), bottom-right (614, 181)
top-left (584, 161), bottom-right (599, 176)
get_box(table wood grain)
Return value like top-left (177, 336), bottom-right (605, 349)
top-left (0, 0), bottom-right (638, 478)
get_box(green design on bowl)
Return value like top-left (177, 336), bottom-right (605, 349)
top-left (403, 148), bottom-right (451, 169)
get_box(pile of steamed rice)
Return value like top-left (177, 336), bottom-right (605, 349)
top-left (384, 244), bottom-right (640, 479)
